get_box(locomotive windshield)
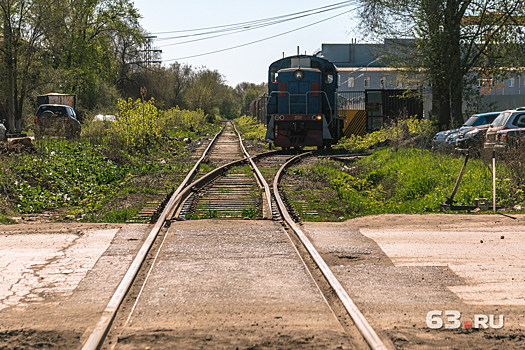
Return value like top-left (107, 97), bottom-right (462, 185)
top-left (270, 57), bottom-right (334, 84)
top-left (290, 57), bottom-right (311, 68)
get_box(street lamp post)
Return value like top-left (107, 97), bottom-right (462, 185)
top-left (339, 68), bottom-right (364, 87)
top-left (339, 58), bottom-right (380, 88)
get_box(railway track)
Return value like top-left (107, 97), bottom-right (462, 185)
top-left (81, 121), bottom-right (387, 350)
top-left (178, 123), bottom-right (263, 219)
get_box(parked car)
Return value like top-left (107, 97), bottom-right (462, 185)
top-left (34, 104), bottom-right (81, 139)
top-left (454, 111), bottom-right (501, 152)
top-left (493, 128), bottom-right (525, 150)
top-left (484, 107), bottom-right (525, 150)
top-left (432, 128), bottom-right (461, 150)
top-left (0, 120), bottom-right (6, 141)
top-left (433, 111), bottom-right (499, 150)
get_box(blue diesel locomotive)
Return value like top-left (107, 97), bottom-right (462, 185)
top-left (265, 55), bottom-right (343, 149)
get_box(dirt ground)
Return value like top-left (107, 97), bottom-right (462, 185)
top-left (304, 214), bottom-right (525, 349)
top-left (1, 215), bottom-right (524, 349)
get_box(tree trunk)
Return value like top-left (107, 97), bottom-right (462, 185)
top-left (3, 13), bottom-right (16, 134)
top-left (436, 84), bottom-right (451, 130)
top-left (448, 29), bottom-right (464, 128)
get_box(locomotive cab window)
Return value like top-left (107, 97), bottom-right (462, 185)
top-left (270, 65), bottom-right (279, 83)
top-left (324, 65), bottom-right (334, 84)
top-left (291, 57), bottom-right (311, 68)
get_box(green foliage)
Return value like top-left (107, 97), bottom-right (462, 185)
top-left (242, 208), bottom-right (258, 219)
top-left (336, 117), bottom-right (436, 152)
top-left (234, 115), bottom-right (267, 141)
top-left (357, 0), bottom-right (525, 127)
top-left (87, 206), bottom-right (141, 223)
top-left (103, 98), bottom-right (216, 152)
top-left (10, 140), bottom-right (131, 214)
top-left (184, 68), bottom-right (228, 118)
top-left (1, 133), bottom-right (194, 218)
top-left (0, 214), bottom-right (17, 225)
top-left (287, 148), bottom-right (520, 220)
top-left (109, 98), bottom-right (165, 150)
top-left (164, 106), bottom-right (208, 132)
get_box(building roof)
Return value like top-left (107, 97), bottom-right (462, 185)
top-left (336, 67), bottom-right (397, 73)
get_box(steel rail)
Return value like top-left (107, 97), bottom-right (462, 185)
top-left (232, 122), bottom-right (273, 219)
top-left (81, 126), bottom-right (225, 350)
top-left (168, 149), bottom-right (284, 219)
top-left (82, 123), bottom-right (286, 349)
top-left (273, 152), bottom-right (387, 350)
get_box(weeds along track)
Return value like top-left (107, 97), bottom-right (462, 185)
top-left (177, 123), bottom-right (262, 219)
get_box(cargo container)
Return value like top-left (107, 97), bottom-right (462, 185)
top-left (37, 93), bottom-right (76, 111)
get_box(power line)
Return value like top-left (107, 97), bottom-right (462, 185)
top-left (157, 2), bottom-right (354, 47)
top-left (163, 9), bottom-right (354, 62)
top-left (151, 1), bottom-right (354, 36)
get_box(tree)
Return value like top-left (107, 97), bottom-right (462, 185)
top-left (141, 62), bottom-right (193, 110)
top-left (184, 68), bottom-right (227, 118)
top-left (232, 81), bottom-right (267, 117)
top-left (44, 0), bottom-right (144, 110)
top-left (0, 0), bottom-right (145, 132)
top-left (357, 0), bottom-right (525, 129)
top-left (0, 0), bottom-right (52, 133)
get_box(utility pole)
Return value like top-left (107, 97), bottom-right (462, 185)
top-left (144, 36), bottom-right (162, 67)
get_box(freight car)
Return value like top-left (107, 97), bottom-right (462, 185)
top-left (265, 55), bottom-right (344, 149)
top-left (249, 93), bottom-right (267, 124)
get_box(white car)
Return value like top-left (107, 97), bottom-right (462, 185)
top-left (0, 121), bottom-right (7, 141)
top-left (93, 114), bottom-right (117, 122)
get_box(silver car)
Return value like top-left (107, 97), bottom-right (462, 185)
top-left (484, 107), bottom-right (525, 149)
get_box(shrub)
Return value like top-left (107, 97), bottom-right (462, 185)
top-left (234, 115), bottom-right (266, 141)
top-left (108, 98), bottom-right (164, 150)
top-left (337, 117), bottom-right (436, 152)
top-left (165, 106), bottom-right (208, 131)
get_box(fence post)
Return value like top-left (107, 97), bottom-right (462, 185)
top-left (492, 151), bottom-right (496, 212)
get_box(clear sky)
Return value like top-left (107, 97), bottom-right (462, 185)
top-left (131, 0), bottom-right (360, 87)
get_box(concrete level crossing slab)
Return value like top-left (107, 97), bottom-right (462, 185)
top-left (118, 219), bottom-right (351, 349)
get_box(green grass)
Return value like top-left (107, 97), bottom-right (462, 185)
top-left (0, 100), bottom-right (222, 224)
top-left (229, 165), bottom-right (253, 175)
top-left (0, 129), bottom-right (194, 223)
top-left (258, 166), bottom-right (280, 183)
top-left (0, 214), bottom-right (17, 224)
top-left (86, 206), bottom-right (141, 223)
top-left (285, 148), bottom-right (520, 221)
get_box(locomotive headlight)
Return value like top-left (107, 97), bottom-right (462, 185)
top-left (316, 115), bottom-right (322, 120)
top-left (274, 115), bottom-right (279, 121)
top-left (294, 70), bottom-right (304, 80)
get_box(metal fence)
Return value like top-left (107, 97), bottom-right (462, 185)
top-left (338, 91), bottom-right (366, 110)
